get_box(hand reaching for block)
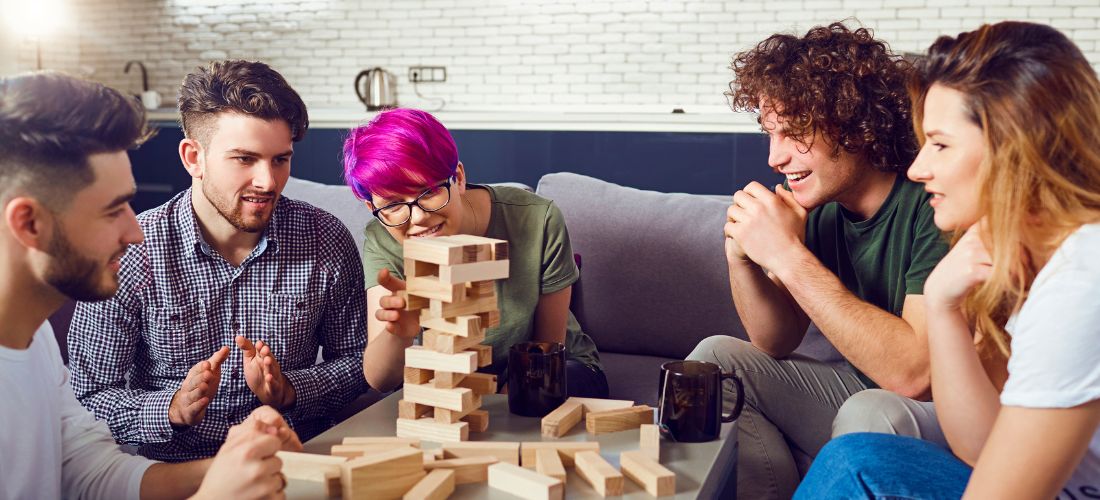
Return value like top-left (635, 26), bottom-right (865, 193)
top-left (375, 268), bottom-right (421, 339)
top-left (169, 346), bottom-right (229, 428)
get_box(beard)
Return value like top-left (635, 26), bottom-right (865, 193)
top-left (201, 180), bottom-right (275, 234)
top-left (43, 224), bottom-right (120, 302)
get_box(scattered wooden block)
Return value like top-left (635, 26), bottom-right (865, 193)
top-left (639, 424), bottom-right (660, 461)
top-left (423, 450), bottom-right (437, 464)
top-left (403, 468), bottom-right (455, 500)
top-left (429, 293), bottom-right (498, 318)
top-left (574, 451), bottom-right (624, 497)
top-left (442, 441), bottom-right (520, 465)
top-left (418, 314), bottom-right (483, 337)
top-left (399, 399), bottom-right (433, 420)
top-left (457, 372), bottom-right (497, 395)
top-left (425, 329), bottom-right (485, 355)
top-left (408, 276), bottom-right (466, 303)
top-left (397, 290), bottom-right (430, 311)
top-left (487, 462), bottom-right (564, 500)
top-left (568, 397), bottom-right (635, 413)
top-left (586, 405), bottom-right (654, 435)
top-left (343, 437), bottom-right (422, 448)
top-left (466, 344), bottom-right (492, 368)
top-left (397, 418), bottom-right (469, 443)
top-left (277, 451), bottom-right (346, 498)
top-left (341, 447), bottom-right (426, 500)
top-left (405, 346), bottom-right (477, 374)
top-left (403, 382), bottom-right (476, 413)
top-left (404, 367), bottom-right (433, 385)
top-left (534, 448), bottom-right (567, 483)
top-left (439, 260), bottom-right (510, 284)
top-left (332, 444), bottom-right (417, 459)
top-left (620, 450), bottom-right (676, 497)
top-left (463, 409), bottom-right (489, 432)
top-left (542, 399), bottom-right (584, 438)
top-left (520, 441), bottom-right (601, 468)
top-left (423, 456), bottom-right (499, 484)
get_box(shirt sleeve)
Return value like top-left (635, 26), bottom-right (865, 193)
top-left (361, 220), bottom-right (403, 289)
top-left (904, 199), bottom-right (949, 295)
top-left (539, 202), bottom-right (580, 295)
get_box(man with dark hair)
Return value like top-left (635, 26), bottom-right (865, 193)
top-left (68, 60), bottom-right (368, 461)
top-left (0, 71), bottom-right (300, 499)
top-left (687, 23), bottom-right (949, 498)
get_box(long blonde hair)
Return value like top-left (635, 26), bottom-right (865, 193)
top-left (910, 22), bottom-right (1100, 357)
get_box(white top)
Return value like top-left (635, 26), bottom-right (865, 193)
top-left (0, 323), bottom-right (152, 500)
top-left (1002, 223), bottom-right (1100, 495)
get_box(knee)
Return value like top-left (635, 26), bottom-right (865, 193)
top-left (832, 389), bottom-right (919, 439)
top-left (686, 335), bottom-right (756, 367)
top-left (807, 433), bottom-right (895, 479)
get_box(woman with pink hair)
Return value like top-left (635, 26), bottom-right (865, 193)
top-left (344, 108), bottom-right (607, 398)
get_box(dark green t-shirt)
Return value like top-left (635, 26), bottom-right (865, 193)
top-left (361, 185), bottom-right (602, 373)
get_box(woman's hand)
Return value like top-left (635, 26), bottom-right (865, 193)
top-left (925, 221), bottom-right (993, 312)
top-left (375, 269), bottom-right (421, 339)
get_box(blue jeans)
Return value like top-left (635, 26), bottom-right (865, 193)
top-left (795, 433), bottom-right (971, 499)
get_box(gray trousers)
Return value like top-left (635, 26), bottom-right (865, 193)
top-left (688, 336), bottom-right (941, 500)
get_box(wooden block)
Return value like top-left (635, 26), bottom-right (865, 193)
top-left (487, 462), bottom-right (564, 500)
top-left (332, 444), bottom-right (417, 459)
top-left (405, 346), bottom-right (477, 374)
top-left (278, 451), bottom-right (346, 498)
top-left (438, 259), bottom-right (510, 284)
top-left (423, 450), bottom-right (437, 464)
top-left (639, 424), bottom-right (660, 461)
top-left (429, 293), bottom-right (497, 318)
top-left (466, 280), bottom-right (495, 298)
top-left (424, 329), bottom-right (485, 355)
top-left (541, 399), bottom-right (584, 438)
top-left (403, 382), bottom-right (475, 412)
top-left (457, 372), bottom-right (497, 395)
top-left (535, 448), bottom-right (567, 483)
top-left (418, 314), bottom-right (483, 338)
top-left (432, 396), bottom-right (481, 424)
top-left (403, 468), bottom-right (455, 500)
top-left (520, 441), bottom-right (600, 467)
top-left (423, 456), bottom-right (498, 484)
top-left (586, 405), bottom-right (654, 435)
top-left (341, 447), bottom-right (426, 500)
top-left (404, 258), bottom-right (439, 279)
top-left (574, 451), bottom-right (624, 497)
top-left (489, 240), bottom-right (508, 260)
top-left (403, 237), bottom-right (467, 266)
top-left (397, 418), bottom-right (469, 443)
top-left (442, 441), bottom-right (519, 465)
top-left (479, 310), bottom-right (500, 329)
top-left (620, 450), bottom-right (676, 497)
top-left (432, 370), bottom-right (467, 389)
top-left (466, 344), bottom-right (492, 368)
top-left (397, 290), bottom-right (429, 311)
top-left (463, 409), bottom-right (489, 432)
top-left (404, 367), bottom-right (433, 385)
top-left (408, 276), bottom-right (466, 303)
top-left (399, 399), bottom-right (433, 420)
top-left (343, 437), bottom-right (422, 448)
top-left (568, 397), bottom-right (635, 413)
top-left (444, 234), bottom-right (508, 260)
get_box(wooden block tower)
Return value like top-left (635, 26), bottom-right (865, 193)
top-left (397, 235), bottom-right (509, 442)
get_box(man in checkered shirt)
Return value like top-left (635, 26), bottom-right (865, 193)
top-left (67, 60), bottom-right (369, 462)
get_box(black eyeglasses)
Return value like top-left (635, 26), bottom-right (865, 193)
top-left (371, 180), bottom-right (452, 227)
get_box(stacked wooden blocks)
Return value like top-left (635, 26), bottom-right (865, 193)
top-left (398, 235), bottom-right (509, 442)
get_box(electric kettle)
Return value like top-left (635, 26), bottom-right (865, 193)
top-left (355, 67), bottom-right (397, 111)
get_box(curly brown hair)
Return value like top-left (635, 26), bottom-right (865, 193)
top-left (727, 22), bottom-right (918, 173)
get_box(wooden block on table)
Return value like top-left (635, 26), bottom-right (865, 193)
top-left (418, 314), bottom-right (483, 338)
top-left (639, 424), bottom-right (660, 461)
top-left (586, 405), bottom-right (654, 435)
top-left (429, 293), bottom-right (497, 318)
top-left (520, 441), bottom-right (600, 467)
top-left (423, 456), bottom-right (498, 484)
top-left (620, 450), bottom-right (676, 497)
top-left (405, 346), bottom-right (477, 374)
top-left (343, 437), bottom-right (422, 448)
top-left (466, 344), bottom-right (492, 368)
top-left (432, 370), bottom-right (467, 389)
top-left (534, 448), bottom-right (567, 483)
top-left (541, 399), bottom-right (584, 438)
top-left (457, 372), bottom-right (497, 395)
top-left (466, 280), bottom-right (495, 298)
top-left (341, 447), bottom-right (426, 500)
top-left (463, 409), bottom-right (489, 432)
top-left (574, 450), bottom-right (624, 497)
top-left (403, 237), bottom-right (468, 266)
top-left (404, 382), bottom-right (475, 412)
top-left (404, 367), bottom-right (433, 385)
top-left (432, 395), bottom-right (481, 424)
top-left (398, 290), bottom-right (429, 311)
top-left (424, 329), bottom-right (485, 355)
top-left (397, 418), bottom-right (469, 443)
top-left (442, 441), bottom-right (519, 465)
top-left (487, 462), bottom-right (564, 500)
top-left (399, 399), bottom-right (433, 420)
top-left (332, 444), bottom-right (417, 459)
top-left (403, 468), bottom-right (455, 500)
top-left (438, 260), bottom-right (510, 284)
top-left (278, 451), bottom-right (346, 498)
top-left (568, 397), bottom-right (635, 413)
top-left (404, 258), bottom-right (439, 279)
top-left (408, 276), bottom-right (466, 303)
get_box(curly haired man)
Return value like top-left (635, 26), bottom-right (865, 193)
top-left (687, 22), bottom-right (950, 499)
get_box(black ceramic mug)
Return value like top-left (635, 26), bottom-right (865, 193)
top-left (507, 341), bottom-right (567, 417)
top-left (657, 360), bottom-right (744, 442)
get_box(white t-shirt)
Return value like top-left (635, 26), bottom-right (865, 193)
top-left (1002, 223), bottom-right (1100, 497)
top-left (0, 322), bottom-right (152, 500)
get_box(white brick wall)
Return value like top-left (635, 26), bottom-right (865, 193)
top-left (6, 0), bottom-right (1100, 111)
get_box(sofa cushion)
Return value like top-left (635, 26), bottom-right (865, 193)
top-left (600, 351), bottom-right (679, 405)
top-left (536, 172), bottom-right (749, 359)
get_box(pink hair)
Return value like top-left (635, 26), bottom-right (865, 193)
top-left (342, 108), bottom-right (459, 201)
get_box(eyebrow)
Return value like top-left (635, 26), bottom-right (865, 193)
top-left (105, 189), bottom-right (137, 211)
top-left (225, 148), bottom-right (294, 157)
top-left (925, 129), bottom-right (948, 138)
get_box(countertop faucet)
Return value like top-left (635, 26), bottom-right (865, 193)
top-left (124, 60), bottom-right (148, 92)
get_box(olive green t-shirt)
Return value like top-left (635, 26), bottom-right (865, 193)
top-left (361, 185), bottom-right (602, 373)
top-left (804, 175), bottom-right (948, 385)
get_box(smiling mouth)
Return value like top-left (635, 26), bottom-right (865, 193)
top-left (785, 171), bottom-right (811, 182)
top-left (409, 223), bottom-right (443, 238)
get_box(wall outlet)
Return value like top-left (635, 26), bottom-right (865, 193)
top-left (409, 66), bottom-right (446, 83)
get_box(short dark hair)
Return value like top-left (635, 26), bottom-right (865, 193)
top-left (728, 22), bottom-right (918, 173)
top-left (178, 60), bottom-right (309, 146)
top-left (0, 71), bottom-right (151, 208)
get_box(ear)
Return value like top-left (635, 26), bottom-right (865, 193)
top-left (453, 161), bottom-right (467, 194)
top-left (4, 196), bottom-right (53, 252)
top-left (363, 199), bottom-right (375, 212)
top-left (179, 138), bottom-right (205, 180)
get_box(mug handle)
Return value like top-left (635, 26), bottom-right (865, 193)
top-left (720, 372), bottom-right (745, 423)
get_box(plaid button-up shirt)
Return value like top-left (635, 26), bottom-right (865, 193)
top-left (68, 189), bottom-right (368, 462)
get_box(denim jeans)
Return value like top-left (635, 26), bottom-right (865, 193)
top-left (795, 433), bottom-right (971, 499)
